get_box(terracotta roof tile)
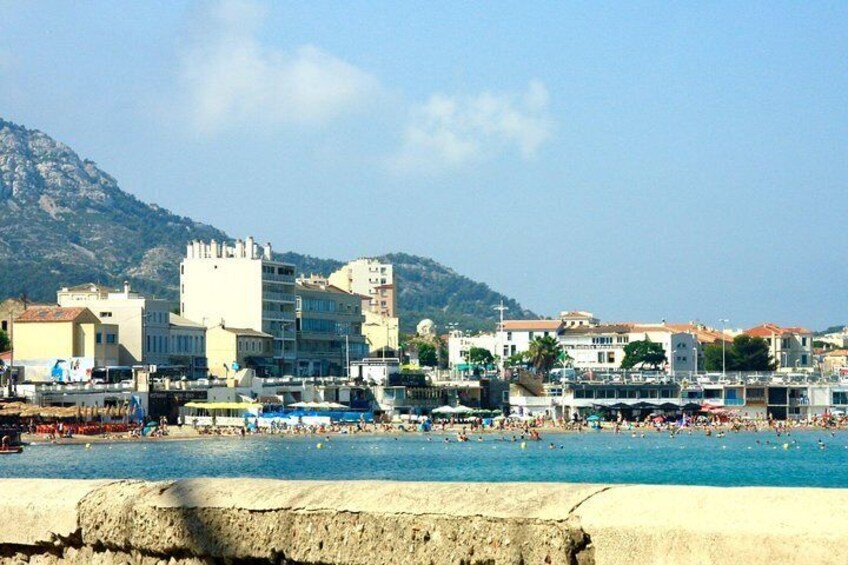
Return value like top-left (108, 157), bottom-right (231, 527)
top-left (15, 307), bottom-right (90, 323)
top-left (501, 320), bottom-right (562, 332)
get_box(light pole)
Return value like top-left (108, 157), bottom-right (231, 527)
top-left (693, 346), bottom-right (698, 378)
top-left (719, 319), bottom-right (730, 377)
top-left (493, 301), bottom-right (509, 378)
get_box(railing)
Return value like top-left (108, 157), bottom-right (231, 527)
top-left (724, 398), bottom-right (745, 406)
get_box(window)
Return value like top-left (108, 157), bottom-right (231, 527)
top-left (528, 332), bottom-right (534, 341)
top-left (507, 332), bottom-right (512, 341)
top-left (597, 352), bottom-right (605, 363)
top-left (782, 338), bottom-right (790, 349)
top-left (802, 337), bottom-right (808, 346)
top-left (833, 391), bottom-right (848, 405)
top-left (801, 354), bottom-right (808, 365)
top-left (106, 334), bottom-right (116, 344)
top-left (607, 352), bottom-right (615, 363)
top-left (96, 332), bottom-right (102, 344)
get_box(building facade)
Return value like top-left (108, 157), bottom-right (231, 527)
top-left (328, 258), bottom-right (399, 353)
top-left (447, 331), bottom-right (498, 369)
top-left (497, 320), bottom-right (564, 360)
top-left (745, 324), bottom-right (814, 370)
top-left (295, 278), bottom-right (368, 377)
top-left (181, 237), bottom-right (296, 375)
top-left (12, 306), bottom-right (119, 381)
top-left (56, 282), bottom-right (172, 367)
top-left (206, 325), bottom-right (274, 379)
top-left (168, 314), bottom-right (208, 379)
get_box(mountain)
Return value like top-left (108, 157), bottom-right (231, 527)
top-left (0, 118), bottom-right (537, 332)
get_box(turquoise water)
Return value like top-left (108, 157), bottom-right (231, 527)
top-left (2, 430), bottom-right (848, 487)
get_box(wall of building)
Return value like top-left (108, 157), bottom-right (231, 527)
top-left (2, 479), bottom-right (847, 565)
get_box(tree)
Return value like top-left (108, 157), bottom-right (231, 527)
top-left (417, 342), bottom-right (437, 367)
top-left (468, 347), bottom-right (494, 367)
top-left (527, 335), bottom-right (562, 378)
top-left (621, 337), bottom-right (666, 370)
top-left (0, 329), bottom-right (8, 352)
top-left (729, 335), bottom-right (773, 371)
top-left (703, 335), bottom-right (774, 371)
top-left (504, 351), bottom-right (529, 368)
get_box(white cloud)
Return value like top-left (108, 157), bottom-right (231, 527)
top-left (389, 80), bottom-right (554, 174)
top-left (180, 0), bottom-right (378, 134)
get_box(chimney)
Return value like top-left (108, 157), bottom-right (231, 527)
top-left (186, 242), bottom-right (193, 259)
top-left (210, 239), bottom-right (220, 258)
top-left (123, 281), bottom-right (130, 295)
top-left (264, 242), bottom-right (272, 260)
top-left (235, 239), bottom-right (245, 258)
top-left (246, 236), bottom-right (255, 259)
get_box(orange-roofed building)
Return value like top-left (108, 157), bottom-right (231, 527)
top-left (12, 306), bottom-right (119, 382)
top-left (744, 323), bottom-right (813, 370)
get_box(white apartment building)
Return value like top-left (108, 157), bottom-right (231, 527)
top-left (328, 258), bottom-right (395, 317)
top-left (745, 324), bottom-right (814, 370)
top-left (56, 282), bottom-right (172, 366)
top-left (558, 323), bottom-right (698, 372)
top-left (447, 331), bottom-right (498, 368)
top-left (497, 320), bottom-right (564, 360)
top-left (328, 258), bottom-right (399, 353)
top-left (181, 237), bottom-right (297, 375)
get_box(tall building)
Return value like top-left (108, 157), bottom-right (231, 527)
top-left (328, 258), bottom-right (399, 353)
top-left (56, 282), bottom-right (172, 366)
top-left (181, 237), bottom-right (297, 375)
top-left (328, 258), bottom-right (396, 317)
top-left (295, 276), bottom-right (369, 377)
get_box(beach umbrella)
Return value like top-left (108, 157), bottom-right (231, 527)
top-left (586, 415), bottom-right (601, 422)
top-left (452, 405), bottom-right (473, 414)
top-left (287, 401), bottom-right (309, 408)
top-left (431, 405), bottom-right (455, 414)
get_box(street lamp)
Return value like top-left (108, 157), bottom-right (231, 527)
top-left (493, 301), bottom-right (509, 378)
top-left (719, 319), bottom-right (730, 377)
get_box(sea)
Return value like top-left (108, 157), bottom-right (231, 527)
top-left (3, 430), bottom-right (848, 487)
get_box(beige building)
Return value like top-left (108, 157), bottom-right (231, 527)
top-left (329, 259), bottom-right (399, 353)
top-left (745, 323), bottom-right (814, 370)
top-left (295, 278), bottom-right (368, 377)
top-left (56, 282), bottom-right (172, 367)
top-left (206, 325), bottom-right (274, 379)
top-left (181, 237), bottom-right (296, 375)
top-left (12, 306), bottom-right (118, 382)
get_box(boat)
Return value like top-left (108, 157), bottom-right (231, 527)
top-left (0, 446), bottom-right (23, 455)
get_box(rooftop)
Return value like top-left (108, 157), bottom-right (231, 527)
top-left (745, 323), bottom-right (812, 338)
top-left (15, 307), bottom-right (92, 323)
top-left (501, 320), bottom-right (563, 332)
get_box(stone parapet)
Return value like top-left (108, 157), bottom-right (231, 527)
top-left (0, 479), bottom-right (846, 564)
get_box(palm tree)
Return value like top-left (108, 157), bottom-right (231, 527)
top-left (528, 335), bottom-right (562, 379)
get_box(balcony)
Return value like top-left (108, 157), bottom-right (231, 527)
top-left (262, 273), bottom-right (295, 284)
top-left (263, 291), bottom-right (295, 303)
top-left (724, 398), bottom-right (745, 406)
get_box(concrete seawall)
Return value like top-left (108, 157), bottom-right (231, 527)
top-left (0, 479), bottom-right (846, 564)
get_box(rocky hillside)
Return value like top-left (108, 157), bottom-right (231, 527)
top-left (0, 118), bottom-right (537, 332)
top-left (0, 118), bottom-right (226, 300)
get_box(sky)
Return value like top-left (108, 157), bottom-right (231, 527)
top-left (1, 1), bottom-right (846, 330)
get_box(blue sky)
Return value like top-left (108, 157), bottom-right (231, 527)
top-left (1, 1), bottom-right (846, 330)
